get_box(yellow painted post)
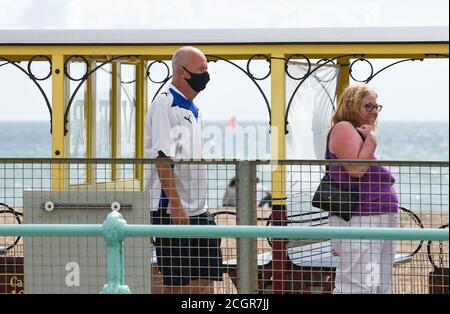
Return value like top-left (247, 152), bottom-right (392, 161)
top-left (270, 54), bottom-right (286, 206)
top-left (85, 60), bottom-right (97, 185)
top-left (111, 61), bottom-right (121, 180)
top-left (135, 60), bottom-right (147, 189)
top-left (336, 57), bottom-right (350, 105)
top-left (51, 54), bottom-right (67, 190)
top-left (270, 54), bottom-right (287, 293)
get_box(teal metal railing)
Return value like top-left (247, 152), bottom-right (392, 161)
top-left (0, 209), bottom-right (448, 294)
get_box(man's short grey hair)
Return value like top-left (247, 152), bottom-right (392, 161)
top-left (172, 49), bottom-right (185, 72)
top-left (171, 46), bottom-right (203, 73)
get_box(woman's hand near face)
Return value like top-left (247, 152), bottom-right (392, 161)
top-left (356, 124), bottom-right (377, 144)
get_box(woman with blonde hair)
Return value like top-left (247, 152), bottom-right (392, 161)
top-left (326, 84), bottom-right (399, 294)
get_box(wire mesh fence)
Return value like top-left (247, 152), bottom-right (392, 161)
top-left (0, 158), bottom-right (448, 294)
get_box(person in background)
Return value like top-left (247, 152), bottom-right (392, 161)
top-left (222, 177), bottom-right (237, 207)
top-left (223, 177), bottom-right (272, 209)
top-left (326, 84), bottom-right (399, 294)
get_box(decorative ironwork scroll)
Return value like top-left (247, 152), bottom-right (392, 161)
top-left (0, 56), bottom-right (52, 132)
top-left (64, 55), bottom-right (140, 135)
top-left (284, 54), bottom-right (363, 134)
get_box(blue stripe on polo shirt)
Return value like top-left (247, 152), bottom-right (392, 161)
top-left (158, 190), bottom-right (169, 211)
top-left (169, 88), bottom-right (198, 120)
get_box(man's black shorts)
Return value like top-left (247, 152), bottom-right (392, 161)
top-left (151, 209), bottom-right (224, 286)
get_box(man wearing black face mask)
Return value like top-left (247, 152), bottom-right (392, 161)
top-left (182, 66), bottom-right (210, 93)
top-left (174, 46), bottom-right (210, 99)
top-left (144, 46), bottom-right (223, 294)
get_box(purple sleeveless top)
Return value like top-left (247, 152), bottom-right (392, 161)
top-left (326, 134), bottom-right (399, 216)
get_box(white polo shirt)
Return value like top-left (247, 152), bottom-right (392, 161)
top-left (144, 84), bottom-right (208, 216)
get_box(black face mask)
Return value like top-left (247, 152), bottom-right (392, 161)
top-left (183, 66), bottom-right (210, 92)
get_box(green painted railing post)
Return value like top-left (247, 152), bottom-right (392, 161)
top-left (100, 208), bottom-right (131, 294)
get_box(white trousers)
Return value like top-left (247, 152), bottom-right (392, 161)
top-left (329, 213), bottom-right (399, 294)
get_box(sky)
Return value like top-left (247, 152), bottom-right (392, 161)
top-left (0, 0), bottom-right (448, 122)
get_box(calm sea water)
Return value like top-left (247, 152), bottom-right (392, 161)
top-left (0, 121), bottom-right (448, 160)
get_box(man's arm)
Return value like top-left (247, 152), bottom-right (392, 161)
top-left (155, 156), bottom-right (189, 225)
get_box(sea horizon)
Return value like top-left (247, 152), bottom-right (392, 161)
top-left (1, 120), bottom-right (448, 161)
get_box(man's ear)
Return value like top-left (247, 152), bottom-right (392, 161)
top-left (181, 67), bottom-right (190, 79)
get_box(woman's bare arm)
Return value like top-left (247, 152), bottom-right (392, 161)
top-left (329, 121), bottom-right (377, 178)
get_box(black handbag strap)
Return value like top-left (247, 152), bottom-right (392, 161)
top-left (324, 129), bottom-right (333, 173)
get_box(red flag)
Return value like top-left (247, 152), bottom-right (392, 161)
top-left (226, 116), bottom-right (237, 128)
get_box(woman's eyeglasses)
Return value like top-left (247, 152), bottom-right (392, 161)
top-left (364, 103), bottom-right (383, 113)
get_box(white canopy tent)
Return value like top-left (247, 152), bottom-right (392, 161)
top-left (0, 26), bottom-right (448, 44)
